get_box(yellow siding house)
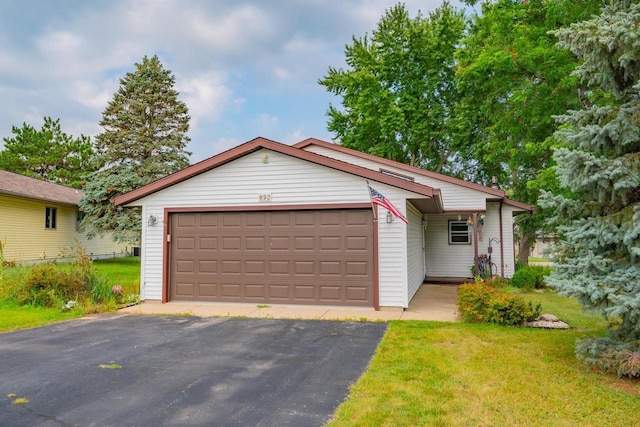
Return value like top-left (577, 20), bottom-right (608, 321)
top-left (0, 169), bottom-right (131, 264)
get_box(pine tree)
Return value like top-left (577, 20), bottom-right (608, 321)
top-left (0, 117), bottom-right (94, 188)
top-left (540, 1), bottom-right (640, 343)
top-left (80, 55), bottom-right (191, 243)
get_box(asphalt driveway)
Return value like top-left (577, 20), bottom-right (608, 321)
top-left (0, 314), bottom-right (387, 426)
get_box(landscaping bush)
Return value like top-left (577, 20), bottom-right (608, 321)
top-left (510, 269), bottom-right (537, 290)
top-left (576, 337), bottom-right (640, 378)
top-left (458, 283), bottom-right (541, 326)
top-left (527, 265), bottom-right (553, 288)
top-left (0, 244), bottom-right (127, 310)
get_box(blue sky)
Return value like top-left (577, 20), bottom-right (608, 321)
top-left (0, 0), bottom-right (462, 162)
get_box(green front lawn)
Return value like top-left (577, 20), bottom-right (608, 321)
top-left (0, 303), bottom-right (83, 333)
top-left (94, 256), bottom-right (140, 295)
top-left (328, 290), bottom-right (639, 426)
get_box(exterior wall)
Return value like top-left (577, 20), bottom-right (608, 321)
top-left (0, 193), bottom-right (129, 264)
top-left (424, 213), bottom-right (475, 279)
top-left (501, 205), bottom-right (518, 278)
top-left (130, 149), bottom-right (415, 306)
top-left (304, 145), bottom-right (489, 211)
top-left (406, 202), bottom-right (424, 303)
top-left (0, 194), bottom-right (77, 262)
top-left (480, 202), bottom-right (503, 276)
top-left (76, 231), bottom-right (130, 259)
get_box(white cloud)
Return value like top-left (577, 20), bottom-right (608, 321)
top-left (70, 79), bottom-right (119, 110)
top-left (177, 71), bottom-right (233, 128)
top-left (254, 114), bottom-right (279, 132)
top-left (283, 129), bottom-right (305, 146)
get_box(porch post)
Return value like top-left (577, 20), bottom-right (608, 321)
top-left (473, 212), bottom-right (479, 276)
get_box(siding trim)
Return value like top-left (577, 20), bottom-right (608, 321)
top-left (163, 203), bottom-right (372, 213)
top-left (373, 217), bottom-right (380, 310)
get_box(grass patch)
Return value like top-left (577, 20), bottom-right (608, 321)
top-left (329, 291), bottom-right (639, 426)
top-left (93, 257), bottom-right (140, 295)
top-left (0, 303), bottom-right (83, 333)
top-left (98, 363), bottom-right (122, 369)
top-left (528, 257), bottom-right (551, 263)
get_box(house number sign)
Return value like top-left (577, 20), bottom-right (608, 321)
top-left (258, 193), bottom-right (272, 202)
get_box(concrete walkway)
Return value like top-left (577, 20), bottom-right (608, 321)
top-left (118, 284), bottom-right (460, 322)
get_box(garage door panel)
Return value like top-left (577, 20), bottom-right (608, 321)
top-left (245, 237), bottom-right (266, 250)
top-left (170, 210), bottom-right (373, 306)
top-left (199, 283), bottom-right (218, 297)
top-left (245, 260), bottom-right (266, 274)
top-left (269, 237), bottom-right (290, 250)
top-left (199, 260), bottom-right (217, 273)
top-left (345, 286), bottom-right (369, 303)
top-left (199, 237), bottom-right (217, 250)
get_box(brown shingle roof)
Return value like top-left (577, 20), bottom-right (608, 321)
top-left (0, 169), bottom-right (82, 206)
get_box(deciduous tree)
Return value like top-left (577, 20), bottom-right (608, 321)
top-left (319, 2), bottom-right (465, 172)
top-left (454, 0), bottom-right (603, 261)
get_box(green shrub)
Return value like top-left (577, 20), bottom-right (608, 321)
top-left (576, 337), bottom-right (640, 378)
top-left (0, 244), bottom-right (129, 310)
top-left (510, 269), bottom-right (537, 290)
top-left (527, 265), bottom-right (552, 288)
top-left (458, 283), bottom-right (541, 326)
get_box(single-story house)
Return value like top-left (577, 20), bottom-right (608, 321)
top-left (115, 137), bottom-right (532, 310)
top-left (0, 169), bottom-right (130, 264)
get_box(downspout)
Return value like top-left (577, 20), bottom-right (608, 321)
top-left (499, 200), bottom-right (505, 278)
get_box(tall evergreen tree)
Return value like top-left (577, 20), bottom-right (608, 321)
top-left (80, 55), bottom-right (191, 243)
top-left (319, 2), bottom-right (465, 171)
top-left (540, 1), bottom-right (640, 344)
top-left (0, 117), bottom-right (94, 188)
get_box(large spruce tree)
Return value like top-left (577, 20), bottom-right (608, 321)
top-left (80, 55), bottom-right (191, 243)
top-left (540, 0), bottom-right (640, 351)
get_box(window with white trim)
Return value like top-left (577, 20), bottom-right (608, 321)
top-left (45, 207), bottom-right (57, 229)
top-left (448, 220), bottom-right (470, 244)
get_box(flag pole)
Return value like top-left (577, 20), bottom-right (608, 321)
top-left (366, 180), bottom-right (377, 222)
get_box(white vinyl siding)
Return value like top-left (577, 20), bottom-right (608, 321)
top-left (130, 149), bottom-right (417, 305)
top-left (406, 202), bottom-right (424, 303)
top-left (481, 202), bottom-right (503, 277)
top-left (425, 214), bottom-right (475, 279)
top-left (304, 145), bottom-right (490, 210)
top-left (501, 205), bottom-right (518, 278)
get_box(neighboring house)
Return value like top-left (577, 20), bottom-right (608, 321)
top-left (115, 137), bottom-right (532, 310)
top-left (0, 169), bottom-right (131, 264)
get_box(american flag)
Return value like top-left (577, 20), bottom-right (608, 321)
top-left (368, 185), bottom-right (409, 224)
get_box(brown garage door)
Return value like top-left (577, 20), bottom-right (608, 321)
top-left (169, 209), bottom-right (374, 306)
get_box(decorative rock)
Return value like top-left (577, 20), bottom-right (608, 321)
top-left (525, 314), bottom-right (570, 329)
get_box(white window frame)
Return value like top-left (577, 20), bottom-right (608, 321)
top-left (448, 220), bottom-right (471, 245)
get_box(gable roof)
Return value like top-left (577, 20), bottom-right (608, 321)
top-left (114, 137), bottom-right (443, 212)
top-left (294, 138), bottom-right (533, 212)
top-left (0, 169), bottom-right (82, 206)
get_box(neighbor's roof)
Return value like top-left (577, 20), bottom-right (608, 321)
top-left (115, 136), bottom-right (443, 213)
top-left (0, 169), bottom-right (82, 206)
